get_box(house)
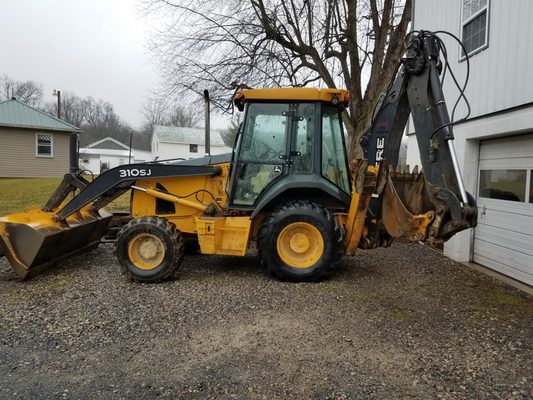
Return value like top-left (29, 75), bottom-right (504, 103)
top-left (151, 125), bottom-right (232, 161)
top-left (0, 98), bottom-right (81, 178)
top-left (407, 0), bottom-right (533, 287)
top-left (79, 137), bottom-right (152, 174)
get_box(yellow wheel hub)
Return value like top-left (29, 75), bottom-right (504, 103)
top-left (127, 233), bottom-right (165, 270)
top-left (276, 222), bottom-right (324, 268)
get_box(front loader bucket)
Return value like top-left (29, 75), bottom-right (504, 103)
top-left (0, 208), bottom-right (112, 279)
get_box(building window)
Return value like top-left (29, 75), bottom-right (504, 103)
top-left (479, 169), bottom-right (526, 202)
top-left (36, 133), bottom-right (53, 157)
top-left (529, 171), bottom-right (533, 203)
top-left (190, 144), bottom-right (198, 153)
top-left (461, 0), bottom-right (489, 57)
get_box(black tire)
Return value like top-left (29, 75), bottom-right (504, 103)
top-left (115, 217), bottom-right (184, 283)
top-left (257, 200), bottom-right (343, 282)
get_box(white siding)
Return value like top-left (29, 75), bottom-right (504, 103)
top-left (412, 0), bottom-right (533, 119)
top-left (79, 154), bottom-right (100, 175)
top-left (79, 148), bottom-right (155, 175)
top-left (153, 142), bottom-right (232, 161)
top-left (133, 149), bottom-right (152, 163)
top-left (407, 0), bottom-right (533, 286)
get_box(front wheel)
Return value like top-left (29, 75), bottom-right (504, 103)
top-left (115, 217), bottom-right (184, 283)
top-left (257, 201), bottom-right (343, 282)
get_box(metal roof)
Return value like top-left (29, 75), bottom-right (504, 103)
top-left (0, 99), bottom-right (81, 132)
top-left (153, 125), bottom-right (226, 146)
top-left (86, 137), bottom-right (130, 150)
top-left (81, 137), bottom-right (149, 155)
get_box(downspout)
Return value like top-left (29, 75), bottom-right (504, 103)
top-left (69, 133), bottom-right (79, 173)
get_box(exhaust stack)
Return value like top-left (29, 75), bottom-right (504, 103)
top-left (204, 90), bottom-right (211, 156)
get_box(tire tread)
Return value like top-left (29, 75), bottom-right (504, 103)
top-left (115, 216), bottom-right (184, 283)
top-left (257, 200), bottom-right (343, 282)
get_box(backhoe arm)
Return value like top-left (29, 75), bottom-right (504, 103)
top-left (353, 31), bottom-right (477, 250)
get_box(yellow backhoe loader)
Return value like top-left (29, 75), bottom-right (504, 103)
top-left (0, 31), bottom-right (477, 282)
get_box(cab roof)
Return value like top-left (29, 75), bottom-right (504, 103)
top-left (236, 87), bottom-right (349, 102)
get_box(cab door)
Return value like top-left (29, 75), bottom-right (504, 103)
top-left (229, 102), bottom-right (291, 207)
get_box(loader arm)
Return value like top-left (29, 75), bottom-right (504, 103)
top-left (0, 162), bottom-right (222, 279)
top-left (350, 31), bottom-right (477, 251)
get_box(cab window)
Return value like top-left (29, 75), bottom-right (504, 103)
top-left (292, 103), bottom-right (314, 173)
top-left (322, 105), bottom-right (350, 193)
top-left (233, 103), bottom-right (289, 205)
top-left (239, 103), bottom-right (288, 163)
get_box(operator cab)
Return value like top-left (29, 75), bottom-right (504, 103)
top-left (228, 88), bottom-right (352, 210)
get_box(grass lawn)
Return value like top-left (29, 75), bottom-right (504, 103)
top-left (0, 178), bottom-right (131, 216)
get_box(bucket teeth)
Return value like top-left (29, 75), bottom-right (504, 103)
top-left (389, 164), bottom-right (420, 175)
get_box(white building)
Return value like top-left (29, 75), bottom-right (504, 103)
top-left (407, 0), bottom-right (533, 286)
top-left (151, 125), bottom-right (232, 161)
top-left (79, 137), bottom-right (152, 174)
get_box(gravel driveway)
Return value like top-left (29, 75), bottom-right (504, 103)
top-left (0, 242), bottom-right (532, 399)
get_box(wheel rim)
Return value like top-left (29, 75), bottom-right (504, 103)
top-left (276, 222), bottom-right (324, 268)
top-left (127, 233), bottom-right (165, 270)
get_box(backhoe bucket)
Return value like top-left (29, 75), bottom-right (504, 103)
top-left (383, 165), bottom-right (476, 242)
top-left (0, 208), bottom-right (112, 279)
top-left (382, 168), bottom-right (434, 241)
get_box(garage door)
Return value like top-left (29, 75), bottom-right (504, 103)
top-left (475, 134), bottom-right (533, 286)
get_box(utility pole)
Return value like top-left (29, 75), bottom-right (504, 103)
top-left (128, 131), bottom-right (133, 164)
top-left (54, 89), bottom-right (77, 174)
top-left (53, 89), bottom-right (61, 119)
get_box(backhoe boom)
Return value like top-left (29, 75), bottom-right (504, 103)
top-left (355, 30), bottom-right (477, 249)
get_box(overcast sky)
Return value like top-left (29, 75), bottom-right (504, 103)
top-left (1, 0), bottom-right (159, 128)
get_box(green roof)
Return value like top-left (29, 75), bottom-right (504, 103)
top-left (0, 99), bottom-right (81, 132)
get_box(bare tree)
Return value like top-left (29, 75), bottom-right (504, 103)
top-left (84, 97), bottom-right (121, 133)
top-left (44, 92), bottom-right (88, 127)
top-left (143, 0), bottom-right (411, 158)
top-left (35, 86), bottom-right (153, 151)
top-left (168, 105), bottom-right (202, 128)
top-left (141, 97), bottom-right (169, 131)
top-left (0, 74), bottom-right (43, 107)
top-left (141, 97), bottom-right (202, 132)
top-left (221, 114), bottom-right (242, 146)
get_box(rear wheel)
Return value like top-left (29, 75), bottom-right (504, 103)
top-left (257, 201), bottom-right (343, 282)
top-left (115, 217), bottom-right (184, 283)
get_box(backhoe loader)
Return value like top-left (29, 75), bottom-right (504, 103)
top-left (0, 31), bottom-right (477, 282)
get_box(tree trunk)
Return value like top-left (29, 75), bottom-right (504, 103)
top-left (347, 105), bottom-right (375, 161)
